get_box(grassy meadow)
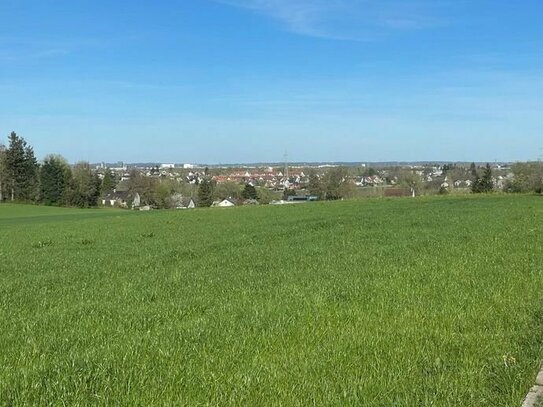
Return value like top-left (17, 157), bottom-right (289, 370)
top-left (0, 195), bottom-right (542, 406)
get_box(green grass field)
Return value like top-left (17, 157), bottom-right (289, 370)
top-left (1, 195), bottom-right (542, 406)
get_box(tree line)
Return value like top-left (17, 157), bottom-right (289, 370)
top-left (0, 132), bottom-right (101, 207)
top-left (1, 131), bottom-right (541, 208)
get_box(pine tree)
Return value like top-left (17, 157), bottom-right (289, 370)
top-left (471, 163), bottom-right (493, 193)
top-left (101, 169), bottom-right (115, 196)
top-left (197, 178), bottom-right (213, 207)
top-left (0, 143), bottom-right (6, 202)
top-left (479, 163), bottom-right (494, 193)
top-left (39, 155), bottom-right (71, 205)
top-left (470, 163), bottom-right (479, 193)
top-left (5, 132), bottom-right (24, 201)
top-left (470, 162), bottom-right (477, 178)
top-left (241, 184), bottom-right (258, 200)
top-left (5, 132), bottom-right (39, 202)
top-left (23, 144), bottom-right (39, 201)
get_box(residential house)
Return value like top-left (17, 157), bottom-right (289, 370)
top-left (102, 191), bottom-right (141, 209)
top-left (177, 197), bottom-right (196, 209)
top-left (212, 199), bottom-right (236, 208)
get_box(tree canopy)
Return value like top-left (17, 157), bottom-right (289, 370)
top-left (197, 178), bottom-right (214, 207)
top-left (323, 167), bottom-right (355, 200)
top-left (241, 184), bottom-right (258, 200)
top-left (307, 170), bottom-right (324, 198)
top-left (472, 163), bottom-right (494, 193)
top-left (4, 132), bottom-right (38, 201)
top-left (39, 155), bottom-right (71, 205)
top-left (505, 162), bottom-right (543, 193)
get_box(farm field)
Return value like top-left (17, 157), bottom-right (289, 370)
top-left (0, 195), bottom-right (542, 406)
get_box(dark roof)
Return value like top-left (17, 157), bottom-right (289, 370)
top-left (104, 191), bottom-right (137, 201)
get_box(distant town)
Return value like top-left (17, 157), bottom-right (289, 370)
top-left (1, 132), bottom-right (542, 210)
top-left (93, 160), bottom-right (529, 210)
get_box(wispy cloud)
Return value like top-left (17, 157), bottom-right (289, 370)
top-left (215, 0), bottom-right (451, 40)
top-left (0, 34), bottom-right (143, 63)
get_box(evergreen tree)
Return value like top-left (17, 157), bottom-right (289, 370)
top-left (5, 132), bottom-right (39, 201)
top-left (23, 144), bottom-right (39, 201)
top-left (472, 163), bottom-right (493, 193)
top-left (471, 178), bottom-right (481, 193)
top-left (470, 163), bottom-right (480, 193)
top-left (101, 169), bottom-right (115, 196)
top-left (241, 184), bottom-right (258, 200)
top-left (0, 143), bottom-right (5, 202)
top-left (197, 178), bottom-right (213, 207)
top-left (5, 132), bottom-right (26, 201)
top-left (479, 163), bottom-right (494, 193)
top-left (39, 155), bottom-right (71, 205)
top-left (362, 167), bottom-right (377, 177)
top-left (470, 162), bottom-right (478, 180)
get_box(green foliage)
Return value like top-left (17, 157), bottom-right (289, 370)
top-left (480, 163), bottom-right (494, 192)
top-left (126, 169), bottom-right (158, 206)
top-left (197, 178), bottom-right (214, 207)
top-left (65, 162), bottom-right (101, 208)
top-left (255, 187), bottom-right (277, 204)
top-left (472, 163), bottom-right (494, 193)
top-left (447, 166), bottom-right (469, 188)
top-left (323, 167), bottom-right (346, 200)
top-left (282, 188), bottom-right (297, 200)
top-left (39, 155), bottom-right (71, 206)
top-left (470, 162), bottom-right (478, 179)
top-left (4, 132), bottom-right (39, 202)
top-left (100, 169), bottom-right (116, 196)
top-left (154, 182), bottom-right (174, 209)
top-left (0, 143), bottom-right (6, 202)
top-left (241, 184), bottom-right (258, 200)
top-left (438, 185), bottom-right (449, 195)
top-left (323, 167), bottom-right (356, 200)
top-left (214, 181), bottom-right (241, 201)
top-left (151, 179), bottom-right (186, 209)
top-left (395, 168), bottom-right (423, 194)
top-left (1, 133), bottom-right (105, 208)
top-left (0, 196), bottom-right (542, 406)
top-left (361, 167), bottom-right (378, 177)
top-left (307, 170), bottom-right (324, 198)
top-left (505, 162), bottom-right (543, 193)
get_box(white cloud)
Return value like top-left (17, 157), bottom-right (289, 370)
top-left (215, 0), bottom-right (449, 40)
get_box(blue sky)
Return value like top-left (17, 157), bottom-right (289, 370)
top-left (1, 0), bottom-right (542, 163)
